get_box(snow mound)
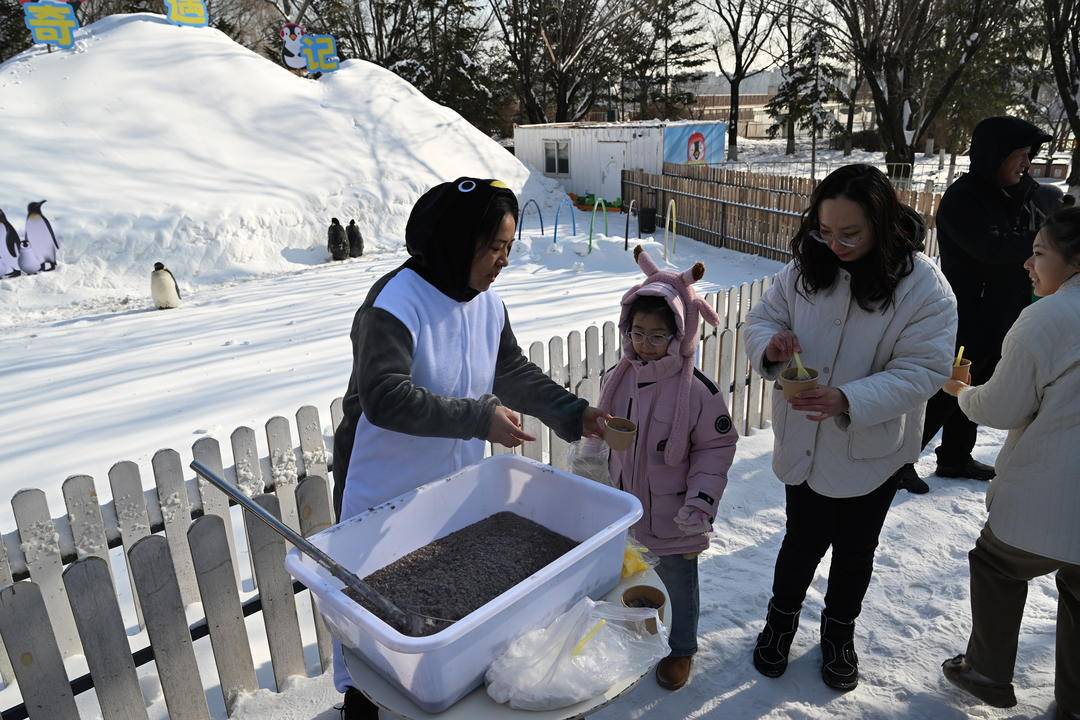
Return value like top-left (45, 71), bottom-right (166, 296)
top-left (0, 14), bottom-right (553, 324)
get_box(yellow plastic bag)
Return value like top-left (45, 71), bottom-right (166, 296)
top-left (621, 538), bottom-right (659, 579)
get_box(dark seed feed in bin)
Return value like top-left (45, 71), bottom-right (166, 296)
top-left (344, 512), bottom-right (579, 636)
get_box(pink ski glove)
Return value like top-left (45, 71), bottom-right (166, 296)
top-left (674, 505), bottom-right (712, 535)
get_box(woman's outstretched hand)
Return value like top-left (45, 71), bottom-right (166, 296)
top-left (581, 406), bottom-right (612, 438)
top-left (790, 387), bottom-right (850, 422)
top-left (765, 330), bottom-right (802, 364)
top-left (943, 379), bottom-right (969, 397)
top-left (488, 406), bottom-right (536, 447)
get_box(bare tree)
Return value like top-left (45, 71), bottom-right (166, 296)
top-left (490, 0), bottom-right (645, 123)
top-left (1043, 0), bottom-right (1080, 186)
top-left (828, 0), bottom-right (1017, 176)
top-left (489, 0), bottom-right (549, 122)
top-left (699, 0), bottom-right (778, 160)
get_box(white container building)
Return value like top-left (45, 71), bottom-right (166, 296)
top-left (513, 120), bottom-right (728, 203)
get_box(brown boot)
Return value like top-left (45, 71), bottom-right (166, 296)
top-left (656, 655), bottom-right (693, 690)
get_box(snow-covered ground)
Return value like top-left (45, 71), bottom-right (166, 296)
top-left (1, 13), bottom-right (1061, 720)
top-left (0, 13), bottom-right (568, 327)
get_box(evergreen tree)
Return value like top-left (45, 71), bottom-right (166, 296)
top-left (765, 18), bottom-right (844, 143)
top-left (0, 0), bottom-right (31, 64)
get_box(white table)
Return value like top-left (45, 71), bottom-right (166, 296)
top-left (343, 568), bottom-right (669, 720)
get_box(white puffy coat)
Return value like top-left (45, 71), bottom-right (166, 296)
top-left (744, 255), bottom-right (957, 498)
top-left (958, 274), bottom-right (1080, 564)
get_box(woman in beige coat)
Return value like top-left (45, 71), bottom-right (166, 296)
top-left (744, 165), bottom-right (957, 691)
top-left (942, 207), bottom-right (1080, 720)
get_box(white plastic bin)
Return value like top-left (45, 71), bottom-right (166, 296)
top-left (285, 454), bottom-right (642, 713)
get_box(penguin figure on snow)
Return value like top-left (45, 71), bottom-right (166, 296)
top-left (151, 262), bottom-right (182, 309)
top-left (16, 236), bottom-right (43, 275)
top-left (280, 23), bottom-right (308, 74)
top-left (347, 219), bottom-right (364, 258)
top-left (24, 200), bottom-right (59, 271)
top-left (0, 209), bottom-right (21, 278)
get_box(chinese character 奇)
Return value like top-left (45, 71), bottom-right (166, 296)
top-left (23, 1), bottom-right (80, 50)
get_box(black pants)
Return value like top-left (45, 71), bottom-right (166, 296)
top-left (920, 352), bottom-right (999, 465)
top-left (770, 475), bottom-right (900, 621)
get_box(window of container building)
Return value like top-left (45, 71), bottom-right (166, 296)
top-left (544, 140), bottom-right (570, 176)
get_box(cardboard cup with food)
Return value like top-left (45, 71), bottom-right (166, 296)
top-left (602, 417), bottom-right (637, 451)
top-left (780, 366), bottom-right (820, 401)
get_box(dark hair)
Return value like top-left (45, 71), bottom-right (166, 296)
top-left (474, 193), bottom-right (519, 254)
top-left (628, 294), bottom-right (677, 335)
top-left (791, 164), bottom-right (924, 312)
top-left (1040, 206), bottom-right (1080, 265)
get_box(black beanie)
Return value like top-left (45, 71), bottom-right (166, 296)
top-left (404, 177), bottom-right (518, 302)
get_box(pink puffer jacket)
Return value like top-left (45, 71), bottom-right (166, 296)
top-left (599, 248), bottom-right (738, 556)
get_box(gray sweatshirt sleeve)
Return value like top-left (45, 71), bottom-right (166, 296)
top-left (492, 305), bottom-right (588, 443)
top-left (356, 306), bottom-right (499, 439)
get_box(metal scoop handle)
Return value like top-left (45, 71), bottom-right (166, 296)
top-left (190, 460), bottom-right (430, 635)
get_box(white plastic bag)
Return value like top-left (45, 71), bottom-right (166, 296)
top-left (485, 596), bottom-right (669, 710)
top-left (567, 437), bottom-right (611, 485)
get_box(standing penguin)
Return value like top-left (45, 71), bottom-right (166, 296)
top-left (25, 201), bottom-right (59, 271)
top-left (347, 219), bottom-right (364, 258)
top-left (151, 262), bottom-right (182, 309)
top-left (0, 209), bottom-right (20, 278)
top-left (327, 218), bottom-right (348, 261)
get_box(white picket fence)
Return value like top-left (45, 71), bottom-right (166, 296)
top-left (0, 275), bottom-right (773, 720)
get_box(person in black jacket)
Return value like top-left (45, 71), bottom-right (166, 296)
top-left (328, 217), bottom-right (348, 261)
top-left (330, 178), bottom-right (609, 719)
top-left (893, 117), bottom-right (1063, 494)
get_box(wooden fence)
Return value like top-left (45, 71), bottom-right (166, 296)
top-left (625, 166), bottom-right (943, 261)
top-left (0, 277), bottom-right (773, 720)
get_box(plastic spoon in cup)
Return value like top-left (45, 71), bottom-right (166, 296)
top-left (954, 345), bottom-right (965, 368)
top-left (793, 351), bottom-right (810, 380)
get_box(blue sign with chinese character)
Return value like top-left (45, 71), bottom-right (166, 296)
top-left (23, 0), bottom-right (80, 50)
top-left (301, 34), bottom-right (339, 72)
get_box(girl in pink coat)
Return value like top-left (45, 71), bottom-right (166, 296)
top-left (598, 246), bottom-right (738, 691)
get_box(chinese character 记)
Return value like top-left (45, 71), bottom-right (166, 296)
top-left (23, 1), bottom-right (80, 50)
top-left (165, 0), bottom-right (208, 27)
top-left (301, 34), bottom-right (339, 72)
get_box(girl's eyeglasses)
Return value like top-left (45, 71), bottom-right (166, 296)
top-left (628, 331), bottom-right (673, 347)
top-left (808, 228), bottom-right (864, 248)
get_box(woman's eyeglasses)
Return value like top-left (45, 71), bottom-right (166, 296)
top-left (808, 228), bottom-right (864, 248)
top-left (628, 331), bottom-right (673, 347)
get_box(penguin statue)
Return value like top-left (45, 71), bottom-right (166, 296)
top-left (17, 237), bottom-right (43, 275)
top-left (327, 218), bottom-right (348, 261)
top-left (151, 262), bottom-right (182, 309)
top-left (0, 209), bottom-right (20, 278)
top-left (347, 219), bottom-right (364, 258)
top-left (25, 200), bottom-right (59, 271)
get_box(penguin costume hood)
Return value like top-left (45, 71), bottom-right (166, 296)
top-left (597, 246), bottom-right (720, 465)
top-left (404, 177), bottom-right (518, 302)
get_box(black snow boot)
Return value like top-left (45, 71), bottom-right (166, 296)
top-left (753, 600), bottom-right (801, 678)
top-left (936, 458), bottom-right (996, 481)
top-left (339, 686), bottom-right (380, 720)
top-left (892, 463), bottom-right (929, 494)
top-left (820, 611), bottom-right (859, 691)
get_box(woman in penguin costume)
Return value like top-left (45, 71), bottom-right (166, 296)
top-left (24, 200), bottom-right (59, 271)
top-left (329, 177), bottom-right (610, 719)
top-left (0, 209), bottom-right (20, 278)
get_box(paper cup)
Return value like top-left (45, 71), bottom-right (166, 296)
top-left (780, 366), bottom-right (819, 400)
top-left (621, 585), bottom-right (666, 635)
top-left (951, 359), bottom-right (972, 384)
top-left (602, 417), bottom-right (637, 451)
